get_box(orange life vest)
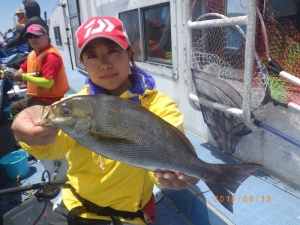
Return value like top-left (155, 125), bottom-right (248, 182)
top-left (17, 16), bottom-right (26, 25)
top-left (26, 46), bottom-right (69, 97)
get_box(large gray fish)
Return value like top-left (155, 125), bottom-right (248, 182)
top-left (39, 94), bottom-right (262, 212)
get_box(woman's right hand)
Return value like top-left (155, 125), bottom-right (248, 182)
top-left (12, 105), bottom-right (59, 146)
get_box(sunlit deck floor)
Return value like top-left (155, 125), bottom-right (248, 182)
top-left (1, 65), bottom-right (300, 225)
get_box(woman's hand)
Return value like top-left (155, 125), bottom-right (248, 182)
top-left (154, 171), bottom-right (200, 190)
top-left (12, 105), bottom-right (59, 146)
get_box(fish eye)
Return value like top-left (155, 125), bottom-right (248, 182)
top-left (61, 107), bottom-right (72, 117)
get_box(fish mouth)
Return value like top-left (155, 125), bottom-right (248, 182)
top-left (39, 105), bottom-right (56, 126)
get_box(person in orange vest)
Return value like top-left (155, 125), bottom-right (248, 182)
top-left (10, 24), bottom-right (69, 118)
top-left (132, 18), bottom-right (166, 60)
top-left (14, 8), bottom-right (26, 26)
top-left (146, 18), bottom-right (166, 59)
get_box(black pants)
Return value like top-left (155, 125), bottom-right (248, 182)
top-left (47, 201), bottom-right (136, 225)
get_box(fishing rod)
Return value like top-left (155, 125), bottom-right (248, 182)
top-left (22, 72), bottom-right (42, 76)
top-left (1, 169), bottom-right (66, 198)
top-left (254, 119), bottom-right (300, 148)
top-left (1, 67), bottom-right (41, 79)
top-left (0, 179), bottom-right (66, 196)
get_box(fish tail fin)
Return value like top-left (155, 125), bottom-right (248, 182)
top-left (204, 163), bottom-right (262, 212)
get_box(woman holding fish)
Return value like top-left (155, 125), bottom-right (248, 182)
top-left (12, 16), bottom-right (199, 225)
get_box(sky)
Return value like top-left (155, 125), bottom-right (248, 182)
top-left (0, 0), bottom-right (58, 41)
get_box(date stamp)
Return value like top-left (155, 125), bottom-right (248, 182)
top-left (214, 195), bottom-right (271, 203)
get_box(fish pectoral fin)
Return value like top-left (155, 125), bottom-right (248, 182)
top-left (90, 130), bottom-right (135, 144)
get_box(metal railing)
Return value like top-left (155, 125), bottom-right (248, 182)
top-left (187, 0), bottom-right (258, 131)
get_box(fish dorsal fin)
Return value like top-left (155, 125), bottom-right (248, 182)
top-left (167, 123), bottom-right (198, 157)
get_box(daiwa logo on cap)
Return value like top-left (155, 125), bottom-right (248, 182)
top-left (76, 16), bottom-right (130, 55)
top-left (84, 18), bottom-right (115, 38)
top-left (32, 27), bottom-right (41, 31)
top-left (25, 24), bottom-right (47, 37)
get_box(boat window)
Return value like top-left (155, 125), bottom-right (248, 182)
top-left (53, 26), bottom-right (62, 46)
top-left (143, 5), bottom-right (172, 64)
top-left (120, 3), bottom-right (172, 65)
top-left (119, 10), bottom-right (141, 61)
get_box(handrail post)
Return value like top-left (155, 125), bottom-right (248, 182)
top-left (242, 0), bottom-right (258, 130)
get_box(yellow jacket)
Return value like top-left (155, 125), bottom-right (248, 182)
top-left (21, 86), bottom-right (184, 224)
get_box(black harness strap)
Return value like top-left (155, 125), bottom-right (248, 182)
top-left (64, 184), bottom-right (144, 225)
top-left (67, 206), bottom-right (85, 225)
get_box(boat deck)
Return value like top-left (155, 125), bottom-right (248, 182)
top-left (1, 65), bottom-right (300, 225)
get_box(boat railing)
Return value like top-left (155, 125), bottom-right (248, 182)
top-left (187, 0), bottom-right (258, 131)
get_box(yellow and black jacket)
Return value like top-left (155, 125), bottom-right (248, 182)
top-left (21, 68), bottom-right (184, 225)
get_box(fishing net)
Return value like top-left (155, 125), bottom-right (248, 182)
top-left (190, 0), bottom-right (300, 154)
top-left (192, 68), bottom-right (252, 154)
top-left (192, 0), bottom-right (268, 110)
top-left (255, 0), bottom-right (300, 105)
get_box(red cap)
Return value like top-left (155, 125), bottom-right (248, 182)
top-left (24, 24), bottom-right (47, 38)
top-left (76, 16), bottom-right (130, 56)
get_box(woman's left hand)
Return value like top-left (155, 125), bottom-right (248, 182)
top-left (154, 171), bottom-right (200, 190)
